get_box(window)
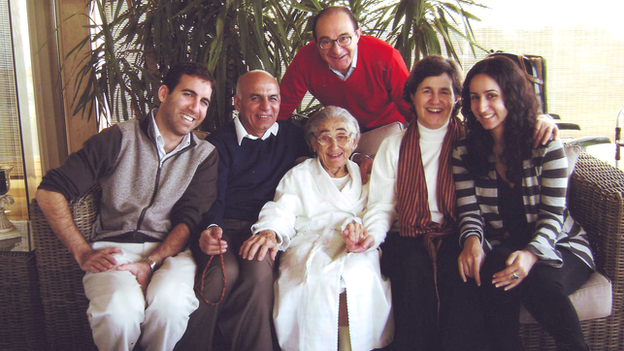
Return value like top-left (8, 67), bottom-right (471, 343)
top-left (0, 0), bottom-right (40, 221)
top-left (457, 0), bottom-right (624, 148)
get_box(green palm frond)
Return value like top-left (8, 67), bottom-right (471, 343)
top-left (67, 0), bottom-right (485, 131)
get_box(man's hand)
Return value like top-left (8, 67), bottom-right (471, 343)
top-left (76, 247), bottom-right (121, 273)
top-left (342, 221), bottom-right (374, 253)
top-left (117, 261), bottom-right (153, 293)
top-left (199, 226), bottom-right (228, 255)
top-left (533, 114), bottom-right (559, 147)
top-left (492, 250), bottom-right (538, 291)
top-left (36, 189), bottom-right (120, 273)
top-left (239, 230), bottom-right (279, 261)
top-left (458, 236), bottom-right (486, 286)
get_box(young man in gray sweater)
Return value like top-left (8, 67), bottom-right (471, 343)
top-left (35, 61), bottom-right (219, 351)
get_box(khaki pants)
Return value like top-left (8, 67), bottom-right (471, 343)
top-left (84, 241), bottom-right (198, 351)
top-left (175, 220), bottom-right (277, 351)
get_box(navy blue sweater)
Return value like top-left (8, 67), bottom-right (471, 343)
top-left (201, 120), bottom-right (310, 236)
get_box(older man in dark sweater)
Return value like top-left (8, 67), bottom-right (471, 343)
top-left (175, 70), bottom-right (310, 351)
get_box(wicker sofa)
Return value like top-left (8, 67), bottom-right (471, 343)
top-left (31, 185), bottom-right (99, 351)
top-left (518, 152), bottom-right (624, 350)
top-left (31, 152), bottom-right (624, 350)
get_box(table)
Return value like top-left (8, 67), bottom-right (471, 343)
top-left (0, 221), bottom-right (46, 351)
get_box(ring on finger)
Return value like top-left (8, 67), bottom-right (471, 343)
top-left (511, 272), bottom-right (520, 280)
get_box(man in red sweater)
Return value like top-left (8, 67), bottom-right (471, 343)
top-left (278, 6), bottom-right (413, 132)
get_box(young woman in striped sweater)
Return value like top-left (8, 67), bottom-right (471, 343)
top-left (452, 55), bottom-right (595, 351)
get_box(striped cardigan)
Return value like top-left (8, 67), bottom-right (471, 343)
top-left (452, 139), bottom-right (595, 270)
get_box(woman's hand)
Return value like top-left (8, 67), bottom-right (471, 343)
top-left (239, 230), bottom-right (279, 261)
top-left (342, 221), bottom-right (374, 253)
top-left (458, 236), bottom-right (486, 286)
top-left (492, 250), bottom-right (538, 291)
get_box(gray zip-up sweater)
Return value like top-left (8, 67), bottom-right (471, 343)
top-left (38, 112), bottom-right (218, 242)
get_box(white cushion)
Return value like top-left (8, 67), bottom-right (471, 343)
top-left (355, 122), bottom-right (404, 157)
top-left (519, 271), bottom-right (612, 324)
top-left (564, 143), bottom-right (582, 179)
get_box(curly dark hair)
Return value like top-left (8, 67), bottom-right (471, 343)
top-left (461, 55), bottom-right (540, 182)
top-left (402, 55), bottom-right (463, 121)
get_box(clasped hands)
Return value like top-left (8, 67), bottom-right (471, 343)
top-left (198, 221), bottom-right (374, 262)
top-left (199, 226), bottom-right (278, 262)
top-left (458, 236), bottom-right (538, 291)
top-left (342, 221), bottom-right (374, 253)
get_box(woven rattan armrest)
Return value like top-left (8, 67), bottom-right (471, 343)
top-left (67, 184), bottom-right (101, 239)
top-left (568, 153), bottom-right (624, 313)
top-left (31, 184), bottom-right (101, 350)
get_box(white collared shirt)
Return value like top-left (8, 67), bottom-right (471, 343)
top-left (329, 47), bottom-right (358, 81)
top-left (150, 110), bottom-right (191, 164)
top-left (234, 116), bottom-right (279, 146)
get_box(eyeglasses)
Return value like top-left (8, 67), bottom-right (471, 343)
top-left (318, 34), bottom-right (354, 50)
top-left (314, 132), bottom-right (354, 146)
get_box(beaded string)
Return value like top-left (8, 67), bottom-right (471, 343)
top-left (198, 239), bottom-right (226, 305)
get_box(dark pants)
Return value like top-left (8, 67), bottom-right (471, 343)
top-left (174, 220), bottom-right (277, 351)
top-left (438, 241), bottom-right (490, 351)
top-left (381, 234), bottom-right (487, 351)
top-left (477, 246), bottom-right (592, 351)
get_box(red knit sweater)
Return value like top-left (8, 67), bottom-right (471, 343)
top-left (279, 36), bottom-right (413, 131)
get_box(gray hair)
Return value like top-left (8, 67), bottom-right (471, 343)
top-left (304, 106), bottom-right (361, 151)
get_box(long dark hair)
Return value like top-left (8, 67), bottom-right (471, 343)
top-left (461, 55), bottom-right (540, 182)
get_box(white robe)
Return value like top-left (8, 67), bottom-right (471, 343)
top-left (252, 158), bottom-right (394, 351)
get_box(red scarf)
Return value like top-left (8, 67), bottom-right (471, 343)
top-left (396, 116), bottom-right (463, 320)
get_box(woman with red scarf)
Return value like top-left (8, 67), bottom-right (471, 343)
top-left (363, 55), bottom-right (558, 351)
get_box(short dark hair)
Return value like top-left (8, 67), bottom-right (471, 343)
top-left (312, 7), bottom-right (359, 42)
top-left (402, 55), bottom-right (463, 118)
top-left (162, 61), bottom-right (216, 94)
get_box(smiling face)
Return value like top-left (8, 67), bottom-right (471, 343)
top-left (234, 71), bottom-right (281, 137)
top-left (410, 73), bottom-right (457, 130)
top-left (156, 74), bottom-right (212, 145)
top-left (315, 11), bottom-right (362, 75)
top-left (469, 73), bottom-right (509, 136)
top-left (312, 118), bottom-right (356, 178)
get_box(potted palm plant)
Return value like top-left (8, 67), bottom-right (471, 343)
top-left (68, 0), bottom-right (485, 131)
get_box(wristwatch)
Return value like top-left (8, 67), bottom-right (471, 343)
top-left (143, 257), bottom-right (157, 272)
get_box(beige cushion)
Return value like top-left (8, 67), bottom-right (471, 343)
top-left (355, 122), bottom-right (404, 157)
top-left (564, 143), bottom-right (582, 179)
top-left (519, 146), bottom-right (611, 324)
top-left (519, 271), bottom-right (612, 323)
top-left (564, 144), bottom-right (581, 199)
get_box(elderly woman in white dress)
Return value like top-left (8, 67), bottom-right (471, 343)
top-left (249, 106), bottom-right (394, 351)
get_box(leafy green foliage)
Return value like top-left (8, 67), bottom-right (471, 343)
top-left (68, 0), bottom-right (485, 131)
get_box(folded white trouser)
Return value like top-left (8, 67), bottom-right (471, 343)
top-left (83, 241), bottom-right (199, 351)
